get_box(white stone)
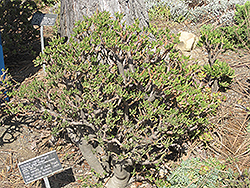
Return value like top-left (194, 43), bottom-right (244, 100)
top-left (177, 31), bottom-right (198, 52)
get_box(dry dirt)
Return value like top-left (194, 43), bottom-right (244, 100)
top-left (0, 20), bottom-right (250, 188)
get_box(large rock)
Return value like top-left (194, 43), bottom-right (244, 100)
top-left (177, 31), bottom-right (198, 52)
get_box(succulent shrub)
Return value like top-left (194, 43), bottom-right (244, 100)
top-left (16, 11), bottom-right (219, 186)
top-left (235, 1), bottom-right (250, 24)
top-left (199, 24), bottom-right (234, 92)
top-left (199, 24), bottom-right (232, 66)
top-left (203, 60), bottom-right (235, 88)
top-left (0, 0), bottom-right (39, 63)
top-left (148, 3), bottom-right (170, 22)
top-left (221, 1), bottom-right (250, 49)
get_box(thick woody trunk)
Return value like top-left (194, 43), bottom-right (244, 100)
top-left (59, 0), bottom-right (149, 38)
top-left (59, 1), bottom-right (149, 187)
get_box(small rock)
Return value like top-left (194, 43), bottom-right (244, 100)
top-left (159, 168), bottom-right (165, 178)
top-left (177, 31), bottom-right (198, 52)
top-left (6, 165), bottom-right (11, 172)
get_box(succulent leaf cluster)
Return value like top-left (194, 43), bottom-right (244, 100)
top-left (204, 60), bottom-right (235, 88)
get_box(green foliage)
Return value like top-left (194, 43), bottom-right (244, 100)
top-left (199, 1), bottom-right (250, 52)
top-left (235, 1), bottom-right (250, 25)
top-left (147, 2), bottom-right (186, 23)
top-left (34, 0), bottom-right (59, 8)
top-left (0, 71), bottom-right (10, 103)
top-left (0, 0), bottom-right (39, 63)
top-left (148, 4), bottom-right (170, 22)
top-left (234, 1), bottom-right (250, 48)
top-left (228, 169), bottom-right (250, 187)
top-left (17, 11), bottom-right (219, 185)
top-left (199, 24), bottom-right (234, 92)
top-left (219, 1), bottom-right (250, 49)
top-left (199, 24), bottom-right (232, 66)
top-left (162, 157), bottom-right (235, 188)
top-left (161, 157), bottom-right (250, 188)
top-left (199, 24), bottom-right (230, 48)
top-left (203, 60), bottom-right (235, 88)
top-left (0, 70), bottom-right (17, 120)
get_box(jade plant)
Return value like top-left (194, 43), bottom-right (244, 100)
top-left (199, 24), bottom-right (232, 67)
top-left (221, 1), bottom-right (250, 49)
top-left (16, 11), bottom-right (220, 187)
top-left (203, 60), bottom-right (235, 89)
top-left (199, 24), bottom-right (235, 92)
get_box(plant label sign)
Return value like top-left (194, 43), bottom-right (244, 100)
top-left (18, 150), bottom-right (62, 184)
top-left (31, 12), bottom-right (57, 73)
top-left (31, 12), bottom-right (57, 26)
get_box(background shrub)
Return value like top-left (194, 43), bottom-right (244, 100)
top-left (0, 0), bottom-right (39, 64)
top-left (163, 157), bottom-right (235, 188)
top-left (0, 70), bottom-right (16, 121)
top-left (144, 0), bottom-right (250, 24)
top-left (221, 1), bottom-right (250, 49)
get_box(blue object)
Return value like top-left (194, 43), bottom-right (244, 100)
top-left (0, 32), bottom-right (5, 75)
top-left (0, 32), bottom-right (9, 102)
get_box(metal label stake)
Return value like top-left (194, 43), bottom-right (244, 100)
top-left (31, 12), bottom-right (57, 73)
top-left (43, 177), bottom-right (51, 188)
top-left (40, 25), bottom-right (45, 72)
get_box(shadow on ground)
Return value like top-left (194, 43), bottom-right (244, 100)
top-left (41, 168), bottom-right (76, 188)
